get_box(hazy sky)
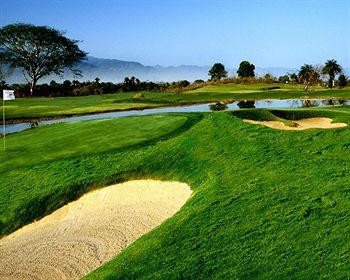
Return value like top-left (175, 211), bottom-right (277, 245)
top-left (1, 0), bottom-right (349, 68)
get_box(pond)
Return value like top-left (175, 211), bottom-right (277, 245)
top-left (2, 99), bottom-right (349, 135)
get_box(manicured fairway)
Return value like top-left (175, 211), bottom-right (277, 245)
top-left (3, 83), bottom-right (350, 121)
top-left (0, 114), bottom-right (195, 172)
top-left (187, 83), bottom-right (350, 100)
top-left (1, 106), bottom-right (350, 279)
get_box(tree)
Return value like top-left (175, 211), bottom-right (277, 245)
top-left (278, 75), bottom-right (290, 84)
top-left (338, 74), bottom-right (347, 88)
top-left (237, 100), bottom-right (255, 109)
top-left (263, 73), bottom-right (275, 83)
top-left (298, 64), bottom-right (319, 90)
top-left (237, 61), bottom-right (255, 77)
top-left (0, 23), bottom-right (86, 95)
top-left (289, 73), bottom-right (298, 83)
top-left (178, 80), bottom-right (190, 87)
top-left (322, 59), bottom-right (342, 88)
top-left (208, 63), bottom-right (227, 81)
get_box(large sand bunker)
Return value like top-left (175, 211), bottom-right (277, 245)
top-left (243, 117), bottom-right (347, 130)
top-left (0, 180), bottom-right (192, 280)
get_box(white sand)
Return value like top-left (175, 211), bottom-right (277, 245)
top-left (243, 117), bottom-right (347, 130)
top-left (0, 180), bottom-right (192, 280)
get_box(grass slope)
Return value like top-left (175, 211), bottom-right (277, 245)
top-left (0, 114), bottom-right (196, 172)
top-left (3, 83), bottom-right (350, 121)
top-left (1, 107), bottom-right (350, 279)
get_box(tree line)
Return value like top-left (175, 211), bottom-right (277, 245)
top-left (0, 77), bottom-right (193, 97)
top-left (208, 60), bottom-right (348, 89)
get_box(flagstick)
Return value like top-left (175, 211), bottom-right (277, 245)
top-left (2, 98), bottom-right (5, 151)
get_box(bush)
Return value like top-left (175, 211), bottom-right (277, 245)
top-left (133, 92), bottom-right (144, 99)
top-left (260, 86), bottom-right (281, 91)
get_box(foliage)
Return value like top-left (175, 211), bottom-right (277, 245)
top-left (0, 23), bottom-right (86, 94)
top-left (278, 75), bottom-right (290, 83)
top-left (289, 73), bottom-right (299, 83)
top-left (209, 101), bottom-right (227, 111)
top-left (208, 63), bottom-right (227, 81)
top-left (6, 76), bottom-right (187, 97)
top-left (237, 100), bottom-right (256, 108)
top-left (338, 74), bottom-right (347, 88)
top-left (322, 59), bottom-right (342, 88)
top-left (298, 64), bottom-right (320, 90)
top-left (263, 73), bottom-right (276, 83)
top-left (260, 86), bottom-right (281, 91)
top-left (237, 61), bottom-right (255, 77)
top-left (133, 92), bottom-right (144, 99)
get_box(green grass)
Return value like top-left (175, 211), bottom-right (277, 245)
top-left (187, 83), bottom-right (350, 100)
top-left (1, 106), bottom-right (350, 279)
top-left (0, 114), bottom-right (194, 172)
top-left (3, 83), bottom-right (350, 121)
top-left (2, 92), bottom-right (166, 120)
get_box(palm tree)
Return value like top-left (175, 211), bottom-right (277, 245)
top-left (322, 59), bottom-right (342, 88)
top-left (298, 64), bottom-right (319, 90)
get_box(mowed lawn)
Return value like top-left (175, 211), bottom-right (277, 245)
top-left (187, 83), bottom-right (350, 100)
top-left (3, 83), bottom-right (350, 121)
top-left (1, 106), bottom-right (350, 279)
top-left (0, 114), bottom-right (194, 172)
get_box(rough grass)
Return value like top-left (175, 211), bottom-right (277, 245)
top-left (1, 106), bottom-right (350, 279)
top-left (232, 109), bottom-right (297, 127)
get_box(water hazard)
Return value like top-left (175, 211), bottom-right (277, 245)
top-left (2, 99), bottom-right (349, 135)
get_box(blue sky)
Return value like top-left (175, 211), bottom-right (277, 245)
top-left (1, 0), bottom-right (349, 68)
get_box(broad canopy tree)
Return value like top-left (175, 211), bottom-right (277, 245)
top-left (237, 61), bottom-right (255, 78)
top-left (209, 63), bottom-right (227, 81)
top-left (0, 23), bottom-right (86, 95)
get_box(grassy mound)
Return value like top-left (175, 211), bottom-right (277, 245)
top-left (0, 113), bottom-right (201, 235)
top-left (1, 107), bottom-right (350, 279)
top-left (232, 109), bottom-right (297, 127)
top-left (270, 109), bottom-right (331, 120)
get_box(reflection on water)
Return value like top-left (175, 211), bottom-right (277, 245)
top-left (237, 100), bottom-right (256, 109)
top-left (209, 102), bottom-right (228, 111)
top-left (2, 99), bottom-right (349, 135)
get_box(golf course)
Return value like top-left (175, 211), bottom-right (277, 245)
top-left (1, 1), bottom-right (350, 278)
top-left (1, 86), bottom-right (350, 278)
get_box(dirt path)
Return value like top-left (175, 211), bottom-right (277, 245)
top-left (243, 117), bottom-right (347, 130)
top-left (0, 180), bottom-right (192, 280)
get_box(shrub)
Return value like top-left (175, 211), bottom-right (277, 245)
top-left (133, 92), bottom-right (144, 99)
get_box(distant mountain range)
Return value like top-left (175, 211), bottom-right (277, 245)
top-left (4, 56), bottom-right (349, 84)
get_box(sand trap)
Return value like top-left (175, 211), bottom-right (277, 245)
top-left (0, 180), bottom-right (192, 280)
top-left (243, 117), bottom-right (347, 130)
